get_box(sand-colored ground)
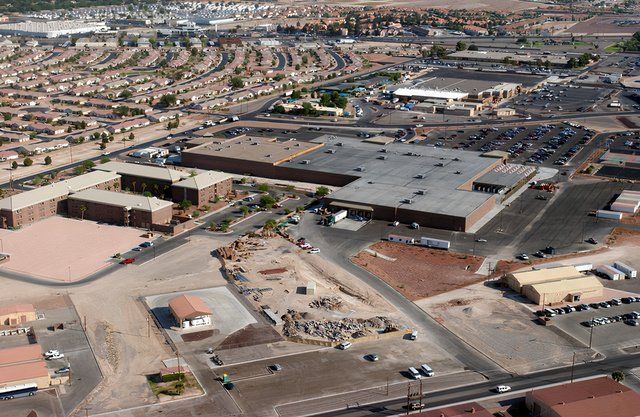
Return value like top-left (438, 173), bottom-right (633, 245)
top-left (352, 241), bottom-right (485, 301)
top-left (416, 283), bottom-right (597, 374)
top-left (0, 216), bottom-right (147, 281)
top-left (224, 236), bottom-right (400, 322)
top-left (284, 0), bottom-right (545, 11)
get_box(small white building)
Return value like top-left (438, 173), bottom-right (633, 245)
top-left (169, 294), bottom-right (212, 329)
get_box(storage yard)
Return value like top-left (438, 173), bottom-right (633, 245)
top-left (352, 241), bottom-right (485, 301)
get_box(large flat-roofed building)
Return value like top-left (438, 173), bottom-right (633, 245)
top-left (0, 304), bottom-right (36, 327)
top-left (526, 376), bottom-right (640, 417)
top-left (68, 189), bottom-right (173, 229)
top-left (411, 402), bottom-right (492, 417)
top-left (523, 276), bottom-right (603, 306)
top-left (181, 135), bottom-right (325, 178)
top-left (449, 49), bottom-right (570, 67)
top-left (171, 171), bottom-right (233, 206)
top-left (95, 161), bottom-right (190, 198)
top-left (0, 20), bottom-right (108, 38)
top-left (506, 266), bottom-right (603, 305)
top-left (183, 135), bottom-right (531, 231)
top-left (0, 170), bottom-right (121, 229)
top-left (0, 344), bottom-right (50, 389)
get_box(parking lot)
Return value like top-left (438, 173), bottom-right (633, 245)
top-left (422, 122), bottom-right (595, 169)
top-left (510, 85), bottom-right (613, 115)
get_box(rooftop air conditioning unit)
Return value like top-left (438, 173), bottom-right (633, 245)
top-left (355, 166), bottom-right (365, 172)
top-left (378, 155), bottom-right (388, 160)
top-left (380, 148), bottom-right (387, 153)
top-left (336, 142), bottom-right (343, 146)
top-left (416, 190), bottom-right (425, 195)
top-left (301, 160), bottom-right (310, 164)
top-left (455, 170), bottom-right (461, 174)
top-left (415, 174), bottom-right (426, 179)
top-left (453, 157), bottom-right (460, 161)
top-left (435, 162), bottom-right (444, 167)
top-left (403, 198), bottom-right (413, 204)
top-left (326, 149), bottom-right (336, 154)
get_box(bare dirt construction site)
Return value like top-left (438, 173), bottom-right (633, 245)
top-left (298, 0), bottom-right (543, 11)
top-left (416, 284), bottom-right (597, 375)
top-left (351, 241), bottom-right (485, 301)
top-left (219, 235), bottom-right (407, 342)
top-left (0, 216), bottom-right (147, 281)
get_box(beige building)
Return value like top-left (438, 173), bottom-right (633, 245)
top-left (168, 294), bottom-right (212, 329)
top-left (522, 276), bottom-right (604, 306)
top-left (0, 304), bottom-right (36, 326)
top-left (505, 266), bottom-right (585, 293)
top-left (0, 344), bottom-right (50, 389)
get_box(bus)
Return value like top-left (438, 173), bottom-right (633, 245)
top-left (0, 383), bottom-right (37, 400)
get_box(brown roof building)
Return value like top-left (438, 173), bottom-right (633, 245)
top-left (0, 303), bottom-right (36, 326)
top-left (411, 402), bottom-right (492, 417)
top-left (168, 294), bottom-right (212, 329)
top-left (526, 376), bottom-right (640, 417)
top-left (171, 171), bottom-right (233, 207)
top-left (0, 344), bottom-right (50, 389)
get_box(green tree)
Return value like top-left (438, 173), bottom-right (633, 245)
top-left (455, 41), bottom-right (467, 51)
top-left (257, 183), bottom-right (270, 192)
top-left (468, 44), bottom-right (479, 51)
top-left (230, 76), bottom-right (244, 89)
top-left (260, 194), bottom-right (276, 208)
top-left (273, 104), bottom-right (286, 114)
top-left (612, 371), bottom-right (625, 383)
top-left (159, 93), bottom-right (177, 108)
top-left (263, 219), bottom-right (277, 231)
top-left (315, 186), bottom-right (330, 197)
top-left (44, 155), bottom-right (52, 165)
top-left (23, 157), bottom-right (33, 167)
top-left (120, 89), bottom-right (132, 99)
top-left (179, 199), bottom-right (192, 212)
top-left (129, 133), bottom-right (135, 141)
top-left (11, 161), bottom-right (17, 170)
top-left (240, 205), bottom-right (250, 217)
top-left (291, 90), bottom-right (302, 99)
top-left (100, 156), bottom-right (111, 164)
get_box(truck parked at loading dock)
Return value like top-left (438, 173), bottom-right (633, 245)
top-left (613, 261), bottom-right (637, 279)
top-left (325, 210), bottom-right (348, 226)
top-left (419, 237), bottom-right (450, 250)
top-left (596, 265), bottom-right (625, 280)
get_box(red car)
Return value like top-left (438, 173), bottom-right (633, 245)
top-left (120, 258), bottom-right (135, 265)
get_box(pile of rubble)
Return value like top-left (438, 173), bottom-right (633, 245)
top-left (217, 238), bottom-right (266, 261)
top-left (309, 296), bottom-right (343, 311)
top-left (281, 310), bottom-right (400, 341)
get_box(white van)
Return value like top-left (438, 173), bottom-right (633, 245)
top-left (408, 367), bottom-right (422, 379)
top-left (409, 330), bottom-right (418, 340)
top-left (420, 364), bottom-right (434, 377)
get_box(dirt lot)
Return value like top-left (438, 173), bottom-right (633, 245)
top-left (416, 283), bottom-right (598, 374)
top-left (0, 216), bottom-right (147, 281)
top-left (352, 241), bottom-right (485, 301)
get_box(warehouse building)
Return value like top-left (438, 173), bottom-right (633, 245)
top-left (0, 170), bottom-right (121, 229)
top-left (526, 376), bottom-right (640, 417)
top-left (0, 344), bottom-right (50, 389)
top-left (0, 304), bottom-right (36, 327)
top-left (168, 294), bottom-right (212, 329)
top-left (506, 266), bottom-right (603, 305)
top-left (0, 20), bottom-right (108, 38)
top-left (171, 171), bottom-right (233, 206)
top-left (68, 189), bottom-right (173, 229)
top-left (182, 135), bottom-right (529, 231)
top-left (411, 402), bottom-right (492, 417)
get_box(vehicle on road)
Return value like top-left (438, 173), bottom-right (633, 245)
top-left (408, 367), bottom-right (422, 379)
top-left (132, 247), bottom-right (142, 252)
top-left (475, 238), bottom-right (487, 243)
top-left (120, 258), bottom-right (135, 265)
top-left (518, 253), bottom-right (530, 260)
top-left (271, 364), bottom-right (283, 371)
top-left (586, 237), bottom-right (598, 244)
top-left (55, 367), bottom-right (70, 374)
top-left (410, 222), bottom-right (420, 229)
top-left (46, 353), bottom-right (64, 360)
top-left (365, 354), bottom-right (379, 362)
top-left (308, 248), bottom-right (320, 254)
top-left (337, 341), bottom-right (352, 350)
top-left (0, 383), bottom-right (37, 400)
top-left (404, 403), bottom-right (426, 410)
top-left (44, 350), bottom-right (60, 357)
top-left (495, 385), bottom-right (511, 393)
top-left (140, 242), bottom-right (154, 248)
top-left (420, 364), bottom-right (434, 377)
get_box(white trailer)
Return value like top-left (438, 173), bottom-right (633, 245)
top-left (596, 210), bottom-right (623, 220)
top-left (596, 265), bottom-right (624, 280)
top-left (613, 261), bottom-right (637, 279)
top-left (332, 210), bottom-right (348, 223)
top-left (419, 237), bottom-right (450, 250)
top-left (574, 263), bottom-right (593, 273)
top-left (388, 234), bottom-right (415, 245)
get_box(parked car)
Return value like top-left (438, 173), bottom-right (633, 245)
top-left (586, 237), bottom-right (598, 245)
top-left (337, 341), bottom-right (352, 350)
top-left (271, 364), bottom-right (283, 371)
top-left (55, 367), bottom-right (70, 374)
top-left (495, 385), bottom-right (511, 393)
top-left (140, 242), bottom-right (154, 248)
top-left (46, 353), bottom-right (65, 360)
top-left (308, 248), bottom-right (320, 254)
top-left (120, 258), bottom-right (135, 265)
top-left (365, 354), bottom-right (379, 362)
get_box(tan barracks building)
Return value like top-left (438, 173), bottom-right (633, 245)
top-left (171, 171), bottom-right (233, 206)
top-left (0, 304), bottom-right (36, 326)
top-left (68, 189), bottom-right (173, 229)
top-left (0, 171), bottom-right (121, 229)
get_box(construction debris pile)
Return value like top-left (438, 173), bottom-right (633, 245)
top-left (309, 296), bottom-right (343, 310)
top-left (217, 238), bottom-right (267, 262)
top-left (281, 310), bottom-right (400, 341)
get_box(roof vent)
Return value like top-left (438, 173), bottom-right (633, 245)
top-left (300, 159), bottom-right (310, 164)
top-left (336, 142), bottom-right (343, 146)
top-left (355, 166), bottom-right (365, 172)
top-left (415, 174), bottom-right (426, 179)
top-left (416, 190), bottom-right (425, 195)
top-left (455, 171), bottom-right (461, 174)
top-left (379, 148), bottom-right (387, 153)
top-left (265, 154), bottom-right (271, 158)
top-left (326, 149), bottom-right (336, 154)
top-left (403, 198), bottom-right (413, 204)
top-left (378, 155), bottom-right (388, 160)
top-left (453, 157), bottom-right (460, 161)
top-left (435, 162), bottom-right (444, 167)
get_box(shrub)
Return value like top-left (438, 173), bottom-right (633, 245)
top-left (161, 372), bottom-right (185, 383)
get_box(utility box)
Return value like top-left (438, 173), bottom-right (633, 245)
top-left (305, 281), bottom-right (316, 296)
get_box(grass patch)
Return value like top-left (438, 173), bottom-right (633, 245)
top-left (605, 43), bottom-right (624, 53)
top-left (147, 372), bottom-right (202, 398)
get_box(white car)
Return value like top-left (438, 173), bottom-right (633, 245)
top-left (337, 341), bottom-right (352, 350)
top-left (308, 248), bottom-right (320, 254)
top-left (475, 238), bottom-right (487, 243)
top-left (495, 385), bottom-right (511, 393)
top-left (44, 350), bottom-right (60, 357)
top-left (46, 353), bottom-right (65, 360)
top-left (518, 253), bottom-right (529, 260)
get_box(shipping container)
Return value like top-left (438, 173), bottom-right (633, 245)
top-left (596, 265), bottom-right (624, 280)
top-left (327, 210), bottom-right (348, 226)
top-left (596, 210), bottom-right (623, 220)
top-left (613, 261), bottom-right (637, 279)
top-left (388, 234), bottom-right (415, 244)
top-left (574, 263), bottom-right (593, 273)
top-left (419, 237), bottom-right (450, 250)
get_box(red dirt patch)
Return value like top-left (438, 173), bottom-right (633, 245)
top-left (216, 324), bottom-right (282, 350)
top-left (352, 241), bottom-right (485, 301)
top-left (181, 329), bottom-right (217, 342)
top-left (259, 268), bottom-right (288, 275)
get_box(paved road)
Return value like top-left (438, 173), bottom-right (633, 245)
top-left (275, 52), bottom-right (286, 71)
top-left (328, 50), bottom-right (346, 72)
top-left (311, 353), bottom-right (640, 417)
top-left (293, 215), bottom-right (505, 377)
